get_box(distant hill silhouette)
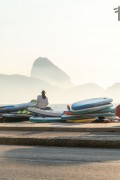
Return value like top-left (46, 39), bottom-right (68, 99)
top-left (0, 74), bottom-right (63, 104)
top-left (106, 83), bottom-right (120, 103)
top-left (30, 57), bottom-right (73, 89)
top-left (0, 74), bottom-right (106, 104)
top-left (0, 73), bottom-right (107, 104)
top-left (64, 83), bottom-right (105, 103)
top-left (0, 57), bottom-right (120, 104)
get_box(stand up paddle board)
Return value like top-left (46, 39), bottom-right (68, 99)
top-left (29, 116), bottom-right (65, 123)
top-left (28, 107), bottom-right (63, 117)
top-left (0, 102), bottom-right (36, 113)
top-left (71, 97), bottom-right (113, 110)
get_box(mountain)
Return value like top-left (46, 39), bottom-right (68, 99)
top-left (0, 74), bottom-right (63, 104)
top-left (64, 83), bottom-right (105, 103)
top-left (30, 57), bottom-right (73, 89)
top-left (1, 73), bottom-right (120, 104)
top-left (106, 83), bottom-right (120, 103)
top-left (0, 74), bottom-right (105, 104)
top-left (1, 57), bottom-right (120, 104)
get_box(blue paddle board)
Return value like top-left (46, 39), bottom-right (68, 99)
top-left (2, 113), bottom-right (31, 118)
top-left (28, 107), bottom-right (63, 117)
top-left (96, 107), bottom-right (115, 113)
top-left (71, 98), bottom-right (113, 110)
top-left (70, 103), bottom-right (113, 115)
top-left (29, 116), bottom-right (65, 123)
top-left (0, 105), bottom-right (14, 108)
top-left (0, 102), bottom-right (36, 113)
top-left (61, 113), bottom-right (115, 120)
top-left (64, 105), bottom-right (114, 116)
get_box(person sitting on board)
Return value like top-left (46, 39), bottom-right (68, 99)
top-left (36, 90), bottom-right (51, 110)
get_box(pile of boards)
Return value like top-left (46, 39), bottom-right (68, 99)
top-left (28, 107), bottom-right (64, 123)
top-left (29, 97), bottom-right (118, 123)
top-left (0, 97), bottom-right (119, 123)
top-left (62, 97), bottom-right (116, 123)
top-left (0, 101), bottom-right (36, 122)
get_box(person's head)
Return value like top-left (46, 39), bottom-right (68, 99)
top-left (41, 90), bottom-right (46, 99)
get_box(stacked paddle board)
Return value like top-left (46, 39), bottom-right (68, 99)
top-left (62, 97), bottom-right (115, 123)
top-left (28, 107), bottom-right (65, 123)
top-left (0, 102), bottom-right (36, 113)
top-left (0, 102), bottom-right (36, 121)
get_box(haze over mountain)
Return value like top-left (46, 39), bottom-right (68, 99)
top-left (106, 83), bottom-right (120, 103)
top-left (0, 74), bottom-right (63, 104)
top-left (0, 57), bottom-right (120, 104)
top-left (30, 57), bottom-right (73, 89)
top-left (0, 73), bottom-right (106, 104)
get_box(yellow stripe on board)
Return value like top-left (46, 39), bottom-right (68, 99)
top-left (17, 109), bottom-right (27, 114)
top-left (22, 109), bottom-right (27, 114)
top-left (17, 110), bottom-right (21, 114)
top-left (66, 118), bottom-right (95, 123)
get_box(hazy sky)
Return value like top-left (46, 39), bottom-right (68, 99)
top-left (0, 0), bottom-right (120, 88)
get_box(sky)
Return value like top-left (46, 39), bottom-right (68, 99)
top-left (0, 0), bottom-right (120, 88)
